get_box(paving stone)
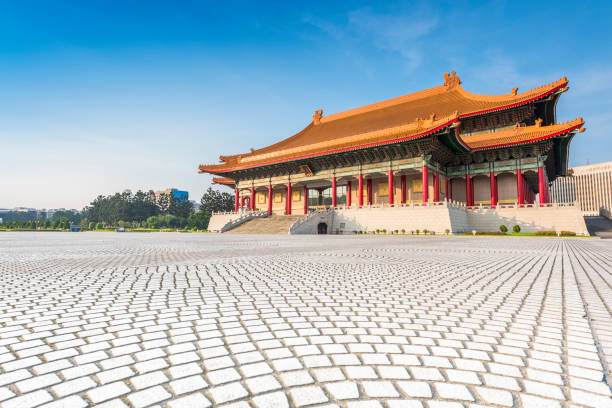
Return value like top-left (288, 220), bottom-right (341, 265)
top-left (1, 234), bottom-right (611, 408)
top-left (167, 393), bottom-right (211, 408)
top-left (127, 385), bottom-right (171, 408)
top-left (209, 381), bottom-right (249, 404)
top-left (252, 391), bottom-right (290, 408)
top-left (325, 381), bottom-right (359, 399)
top-left (290, 385), bottom-right (329, 406)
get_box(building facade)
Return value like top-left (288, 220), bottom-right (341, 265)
top-left (154, 188), bottom-right (189, 202)
top-left (551, 161), bottom-right (612, 214)
top-left (200, 73), bottom-right (586, 232)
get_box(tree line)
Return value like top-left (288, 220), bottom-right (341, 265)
top-left (1, 187), bottom-right (235, 231)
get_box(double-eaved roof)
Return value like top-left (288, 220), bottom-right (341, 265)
top-left (199, 72), bottom-right (582, 175)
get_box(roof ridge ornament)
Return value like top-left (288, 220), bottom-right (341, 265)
top-left (512, 87), bottom-right (518, 95)
top-left (443, 71), bottom-right (462, 90)
top-left (312, 109), bottom-right (323, 125)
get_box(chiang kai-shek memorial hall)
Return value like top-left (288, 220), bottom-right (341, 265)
top-left (200, 72), bottom-right (588, 234)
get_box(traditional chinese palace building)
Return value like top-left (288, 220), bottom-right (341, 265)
top-left (200, 72), bottom-right (588, 234)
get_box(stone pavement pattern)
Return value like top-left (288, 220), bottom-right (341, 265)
top-left (0, 232), bottom-right (611, 408)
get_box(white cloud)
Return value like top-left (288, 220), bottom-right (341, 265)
top-left (303, 5), bottom-right (439, 73)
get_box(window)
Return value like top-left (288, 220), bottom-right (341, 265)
top-left (257, 193), bottom-right (266, 204)
top-left (292, 190), bottom-right (301, 202)
top-left (274, 192), bottom-right (282, 203)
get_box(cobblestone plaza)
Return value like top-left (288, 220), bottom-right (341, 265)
top-left (0, 233), bottom-right (611, 408)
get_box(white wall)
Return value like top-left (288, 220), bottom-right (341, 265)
top-left (288, 203), bottom-right (588, 235)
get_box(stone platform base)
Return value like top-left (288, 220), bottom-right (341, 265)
top-left (290, 202), bottom-right (589, 235)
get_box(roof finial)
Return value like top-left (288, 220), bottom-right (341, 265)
top-left (312, 109), bottom-right (323, 125)
top-left (512, 87), bottom-right (518, 95)
top-left (443, 71), bottom-right (461, 90)
top-left (535, 118), bottom-right (543, 128)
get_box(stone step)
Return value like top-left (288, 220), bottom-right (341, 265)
top-left (225, 215), bottom-right (303, 234)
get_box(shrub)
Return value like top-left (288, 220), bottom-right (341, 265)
top-left (535, 231), bottom-right (557, 236)
top-left (561, 231), bottom-right (576, 236)
top-left (423, 229), bottom-right (428, 234)
top-left (376, 229), bottom-right (380, 234)
top-left (88, 222), bottom-right (95, 231)
top-left (394, 229), bottom-right (399, 234)
top-left (382, 229), bottom-right (387, 234)
top-left (95, 223), bottom-right (103, 230)
top-left (469, 231), bottom-right (507, 235)
top-left (499, 224), bottom-right (508, 233)
top-left (401, 229), bottom-right (405, 234)
top-left (416, 229), bottom-right (420, 235)
top-left (513, 224), bottom-right (521, 233)
top-left (445, 228), bottom-right (450, 235)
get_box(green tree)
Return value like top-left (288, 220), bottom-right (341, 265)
top-left (187, 211), bottom-right (211, 230)
top-left (200, 187), bottom-right (234, 214)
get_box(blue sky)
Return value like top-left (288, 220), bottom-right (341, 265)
top-left (1, 1), bottom-right (610, 209)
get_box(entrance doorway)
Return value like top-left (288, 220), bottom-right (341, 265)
top-left (317, 223), bottom-right (328, 234)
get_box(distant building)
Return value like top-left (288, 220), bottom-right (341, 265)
top-left (190, 200), bottom-right (201, 211)
top-left (155, 188), bottom-right (189, 203)
top-left (551, 161), bottom-right (612, 214)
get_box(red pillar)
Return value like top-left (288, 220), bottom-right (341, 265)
top-left (234, 188), bottom-right (239, 213)
top-left (494, 175), bottom-right (498, 207)
top-left (490, 172), bottom-right (496, 208)
top-left (303, 185), bottom-right (308, 214)
top-left (449, 178), bottom-right (453, 201)
top-left (346, 181), bottom-right (352, 208)
top-left (433, 171), bottom-right (440, 202)
top-left (422, 166), bottom-right (429, 203)
top-left (388, 170), bottom-right (394, 206)
top-left (465, 175), bottom-right (472, 206)
top-left (358, 174), bottom-right (364, 208)
top-left (286, 182), bottom-right (292, 214)
top-left (538, 166), bottom-right (545, 206)
top-left (400, 175), bottom-right (406, 204)
top-left (241, 195), bottom-right (245, 209)
top-left (250, 186), bottom-right (255, 211)
top-left (367, 179), bottom-right (372, 205)
top-left (331, 177), bottom-right (337, 208)
top-left (516, 169), bottom-right (524, 205)
top-left (268, 184), bottom-right (273, 215)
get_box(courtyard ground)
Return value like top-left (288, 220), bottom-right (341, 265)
top-left (0, 232), bottom-right (611, 408)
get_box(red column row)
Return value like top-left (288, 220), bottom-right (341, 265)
top-left (286, 182), bottom-right (292, 214)
top-left (465, 175), bottom-right (473, 206)
top-left (388, 170), bottom-right (394, 205)
top-left (489, 172), bottom-right (498, 208)
top-left (401, 175), bottom-right (406, 204)
top-left (331, 177), bottom-right (337, 208)
top-left (268, 184), bottom-right (273, 215)
top-left (422, 166), bottom-right (428, 203)
top-left (234, 188), bottom-right (239, 213)
top-left (358, 174), bottom-right (364, 208)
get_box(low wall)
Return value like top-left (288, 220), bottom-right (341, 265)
top-left (467, 205), bottom-right (588, 234)
top-left (331, 204), bottom-right (458, 234)
top-left (208, 211), bottom-right (267, 232)
top-left (289, 202), bottom-right (588, 235)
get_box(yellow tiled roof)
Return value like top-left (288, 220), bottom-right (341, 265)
top-left (200, 73), bottom-right (569, 173)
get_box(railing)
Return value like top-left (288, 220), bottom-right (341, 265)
top-left (290, 208), bottom-right (329, 232)
top-left (220, 210), bottom-right (268, 232)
